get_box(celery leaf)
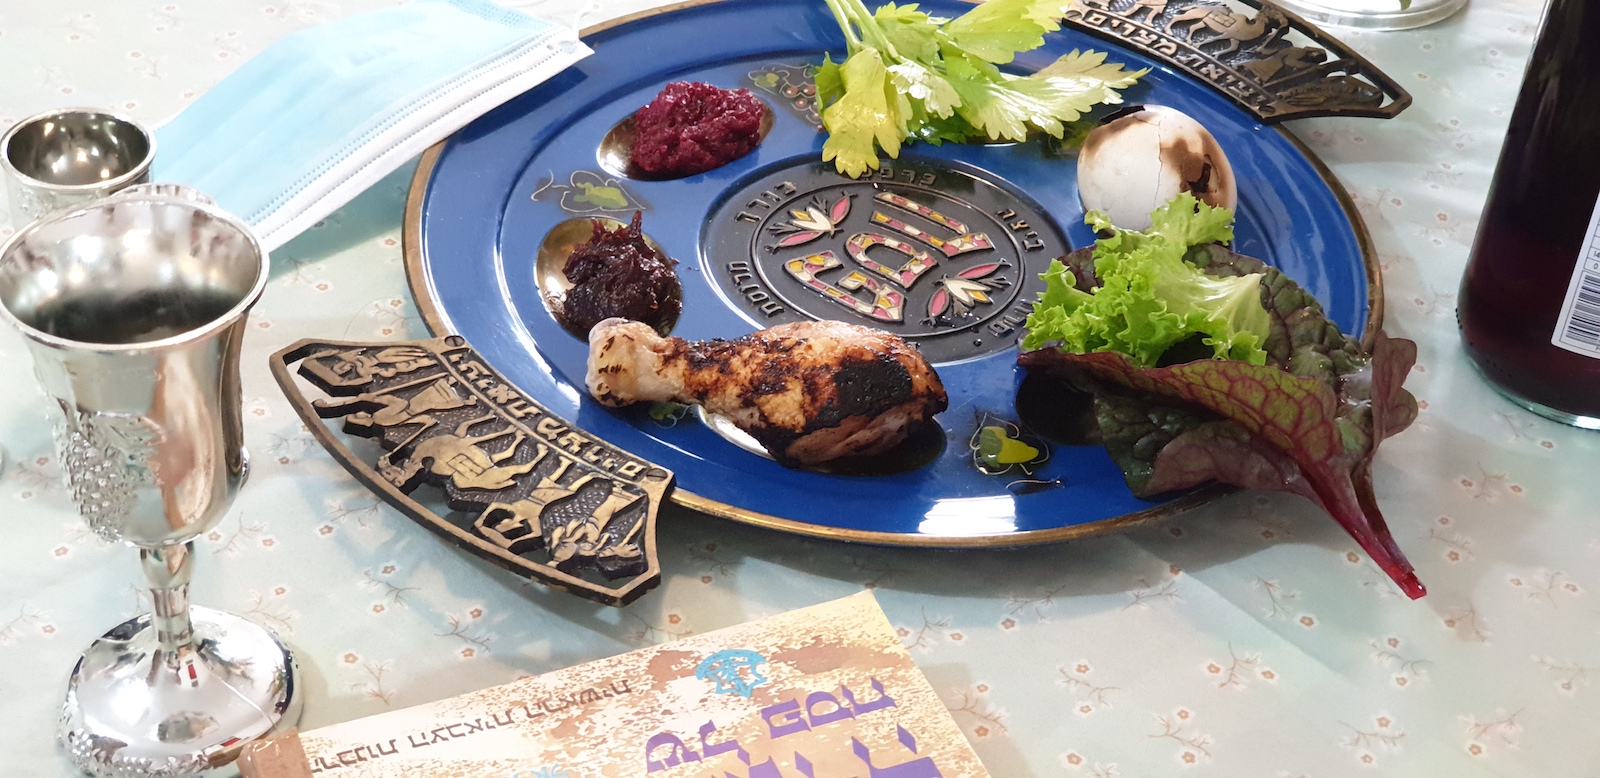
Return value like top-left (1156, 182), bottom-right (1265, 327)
top-left (820, 48), bottom-right (908, 177)
top-left (815, 0), bottom-right (1143, 175)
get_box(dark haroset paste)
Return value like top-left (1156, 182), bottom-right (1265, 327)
top-left (561, 212), bottom-right (681, 336)
top-left (630, 81), bottom-right (765, 177)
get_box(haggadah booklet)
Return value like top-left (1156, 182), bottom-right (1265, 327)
top-left (241, 591), bottom-right (991, 777)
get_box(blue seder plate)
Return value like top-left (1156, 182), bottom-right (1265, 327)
top-left (404, 0), bottom-right (1378, 547)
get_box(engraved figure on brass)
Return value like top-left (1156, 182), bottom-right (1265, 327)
top-left (1064, 0), bottom-right (1410, 121)
top-left (1165, 4), bottom-right (1281, 56)
top-left (272, 336), bottom-right (672, 606)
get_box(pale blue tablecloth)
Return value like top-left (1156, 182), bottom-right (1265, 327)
top-left (3, 0), bottom-right (1595, 775)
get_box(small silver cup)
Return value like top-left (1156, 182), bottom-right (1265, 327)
top-left (0, 184), bottom-right (300, 776)
top-left (1, 108), bottom-right (154, 228)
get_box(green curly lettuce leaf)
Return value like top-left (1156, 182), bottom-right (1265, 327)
top-left (1021, 194), bottom-right (1271, 366)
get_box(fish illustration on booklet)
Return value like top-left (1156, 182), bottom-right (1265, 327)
top-left (238, 592), bottom-right (990, 777)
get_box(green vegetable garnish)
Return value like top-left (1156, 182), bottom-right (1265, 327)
top-left (647, 402), bottom-right (690, 425)
top-left (816, 0), bottom-right (1146, 177)
top-left (1018, 196), bottom-right (1426, 599)
top-left (976, 425), bottom-right (1040, 469)
top-left (1020, 193), bottom-right (1271, 366)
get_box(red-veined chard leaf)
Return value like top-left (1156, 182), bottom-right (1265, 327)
top-left (1019, 245), bottom-right (1424, 599)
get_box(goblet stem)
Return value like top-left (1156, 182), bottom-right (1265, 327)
top-left (141, 541), bottom-right (197, 656)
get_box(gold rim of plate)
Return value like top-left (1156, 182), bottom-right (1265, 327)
top-left (401, 0), bottom-right (1384, 549)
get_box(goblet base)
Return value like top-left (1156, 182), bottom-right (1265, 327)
top-left (1270, 0), bottom-right (1467, 30)
top-left (60, 606), bottom-right (301, 777)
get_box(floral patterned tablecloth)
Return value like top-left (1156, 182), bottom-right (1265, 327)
top-left (3, 0), bottom-right (1594, 775)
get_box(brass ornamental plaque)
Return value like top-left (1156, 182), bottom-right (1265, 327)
top-left (1063, 0), bottom-right (1412, 121)
top-left (271, 336), bottom-right (672, 606)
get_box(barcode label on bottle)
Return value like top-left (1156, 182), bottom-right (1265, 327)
top-left (1551, 192), bottom-right (1600, 355)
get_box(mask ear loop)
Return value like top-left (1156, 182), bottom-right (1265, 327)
top-left (493, 0), bottom-right (598, 30)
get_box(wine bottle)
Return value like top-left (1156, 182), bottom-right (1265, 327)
top-left (1458, 0), bottom-right (1600, 426)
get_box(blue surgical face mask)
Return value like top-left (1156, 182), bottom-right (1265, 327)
top-left (151, 0), bottom-right (589, 251)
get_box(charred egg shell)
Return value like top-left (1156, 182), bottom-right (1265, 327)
top-left (1077, 105), bottom-right (1238, 231)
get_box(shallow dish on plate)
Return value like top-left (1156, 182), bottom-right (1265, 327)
top-left (405, 0), bottom-right (1379, 546)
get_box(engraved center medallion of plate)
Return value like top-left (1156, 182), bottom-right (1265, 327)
top-left (704, 157), bottom-right (1064, 365)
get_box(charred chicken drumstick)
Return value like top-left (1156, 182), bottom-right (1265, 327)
top-left (586, 318), bottom-right (947, 467)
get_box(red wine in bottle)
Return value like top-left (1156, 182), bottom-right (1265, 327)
top-left (1458, 0), bottom-right (1600, 425)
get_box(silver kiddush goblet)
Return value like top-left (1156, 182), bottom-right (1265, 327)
top-left (0, 184), bottom-right (301, 776)
top-left (1, 108), bottom-right (155, 227)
